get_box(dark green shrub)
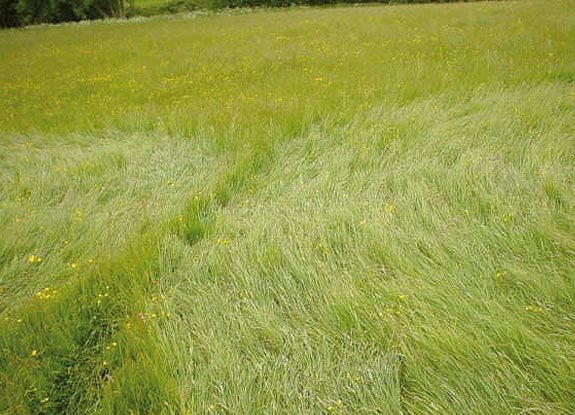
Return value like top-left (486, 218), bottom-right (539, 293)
top-left (15, 0), bottom-right (91, 25)
top-left (3, 0), bottom-right (134, 26)
top-left (0, 0), bottom-right (19, 27)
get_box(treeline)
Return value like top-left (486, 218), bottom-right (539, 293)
top-left (135, 0), bottom-right (467, 14)
top-left (0, 0), bottom-right (134, 27)
top-left (1, 0), bottom-right (465, 27)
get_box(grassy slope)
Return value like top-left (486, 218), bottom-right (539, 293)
top-left (1, 1), bottom-right (575, 414)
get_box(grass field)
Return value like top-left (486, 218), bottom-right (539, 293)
top-left (1, 1), bottom-right (575, 414)
top-left (133, 0), bottom-right (201, 16)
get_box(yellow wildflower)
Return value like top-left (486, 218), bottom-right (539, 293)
top-left (35, 288), bottom-right (55, 300)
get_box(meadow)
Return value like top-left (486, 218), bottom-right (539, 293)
top-left (1, 0), bottom-right (575, 414)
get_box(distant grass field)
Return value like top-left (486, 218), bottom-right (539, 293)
top-left (1, 1), bottom-right (575, 414)
top-left (134, 0), bottom-right (201, 15)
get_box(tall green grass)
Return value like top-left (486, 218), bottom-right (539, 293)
top-left (1, 1), bottom-right (574, 414)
